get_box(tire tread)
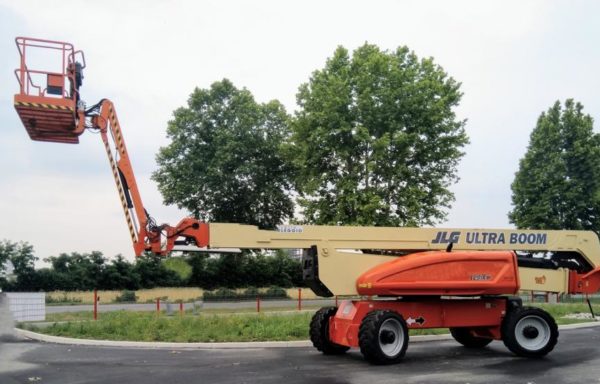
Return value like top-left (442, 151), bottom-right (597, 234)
top-left (501, 306), bottom-right (558, 357)
top-left (309, 306), bottom-right (350, 355)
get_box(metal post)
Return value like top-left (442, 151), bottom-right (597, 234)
top-left (298, 288), bottom-right (302, 311)
top-left (335, 295), bottom-right (338, 307)
top-left (93, 289), bottom-right (98, 321)
top-left (586, 294), bottom-right (597, 321)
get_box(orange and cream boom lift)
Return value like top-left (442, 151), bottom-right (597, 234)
top-left (13, 37), bottom-right (600, 364)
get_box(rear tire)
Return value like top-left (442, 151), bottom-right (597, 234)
top-left (309, 307), bottom-right (350, 355)
top-left (359, 310), bottom-right (409, 365)
top-left (501, 306), bottom-right (558, 357)
top-left (450, 328), bottom-right (493, 348)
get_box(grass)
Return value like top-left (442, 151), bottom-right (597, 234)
top-left (537, 303), bottom-right (599, 324)
top-left (25, 302), bottom-right (600, 342)
top-left (46, 288), bottom-right (205, 305)
top-left (27, 311), bottom-right (313, 342)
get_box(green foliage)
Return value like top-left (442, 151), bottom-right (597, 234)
top-left (134, 254), bottom-right (182, 289)
top-left (33, 311), bottom-right (313, 342)
top-left (45, 294), bottom-right (82, 305)
top-left (243, 287), bottom-right (260, 296)
top-left (153, 79), bottom-right (294, 229)
top-left (264, 286), bottom-right (288, 298)
top-left (203, 286), bottom-right (289, 301)
top-left (509, 100), bottom-right (600, 232)
top-left (45, 251), bottom-right (106, 290)
top-left (2, 239), bottom-right (301, 292)
top-left (187, 251), bottom-right (302, 290)
top-left (203, 287), bottom-right (238, 301)
top-left (114, 290), bottom-right (138, 303)
top-left (100, 255), bottom-right (141, 291)
top-left (291, 44), bottom-right (468, 226)
top-left (0, 240), bottom-right (36, 290)
top-left (163, 257), bottom-right (192, 280)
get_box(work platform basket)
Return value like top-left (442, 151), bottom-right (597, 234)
top-left (13, 37), bottom-right (85, 144)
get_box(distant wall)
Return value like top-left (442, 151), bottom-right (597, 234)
top-left (6, 292), bottom-right (45, 321)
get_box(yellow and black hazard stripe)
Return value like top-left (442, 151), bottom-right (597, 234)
top-left (108, 105), bottom-right (126, 155)
top-left (103, 139), bottom-right (137, 243)
top-left (14, 101), bottom-right (74, 111)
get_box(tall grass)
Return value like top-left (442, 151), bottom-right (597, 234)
top-left (46, 288), bottom-right (204, 304)
top-left (45, 287), bottom-right (321, 304)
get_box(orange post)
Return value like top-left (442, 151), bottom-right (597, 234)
top-left (179, 302), bottom-right (184, 315)
top-left (156, 298), bottom-right (160, 313)
top-left (256, 296), bottom-right (260, 313)
top-left (93, 289), bottom-right (98, 321)
top-left (298, 288), bottom-right (302, 311)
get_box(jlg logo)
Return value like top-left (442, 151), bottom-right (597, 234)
top-left (535, 275), bottom-right (547, 284)
top-left (431, 231), bottom-right (461, 244)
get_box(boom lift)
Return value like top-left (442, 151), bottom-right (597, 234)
top-left (14, 37), bottom-right (208, 256)
top-left (13, 37), bottom-right (600, 364)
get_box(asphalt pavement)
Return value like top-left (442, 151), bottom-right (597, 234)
top-left (2, 326), bottom-right (600, 384)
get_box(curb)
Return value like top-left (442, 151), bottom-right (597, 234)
top-left (15, 321), bottom-right (600, 350)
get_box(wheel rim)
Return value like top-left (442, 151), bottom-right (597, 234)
top-left (379, 318), bottom-right (404, 357)
top-left (515, 315), bottom-right (551, 351)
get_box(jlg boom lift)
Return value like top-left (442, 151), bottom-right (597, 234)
top-left (14, 37), bottom-right (600, 364)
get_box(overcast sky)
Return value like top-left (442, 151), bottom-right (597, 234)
top-left (1, 0), bottom-right (599, 263)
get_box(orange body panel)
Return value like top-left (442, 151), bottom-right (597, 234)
top-left (356, 251), bottom-right (520, 296)
top-left (330, 299), bottom-right (507, 347)
top-left (569, 267), bottom-right (600, 294)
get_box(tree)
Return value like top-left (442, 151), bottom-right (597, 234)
top-left (100, 255), bottom-right (141, 290)
top-left (45, 251), bottom-right (106, 290)
top-left (153, 79), bottom-right (294, 229)
top-left (509, 100), bottom-right (600, 232)
top-left (134, 254), bottom-right (182, 288)
top-left (0, 240), bottom-right (37, 291)
top-left (291, 44), bottom-right (468, 226)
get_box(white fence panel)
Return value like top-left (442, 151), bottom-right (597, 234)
top-left (6, 292), bottom-right (46, 321)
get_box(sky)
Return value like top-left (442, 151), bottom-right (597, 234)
top-left (1, 0), bottom-right (599, 264)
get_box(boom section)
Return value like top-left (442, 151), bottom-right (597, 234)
top-left (89, 100), bottom-right (147, 254)
top-left (205, 224), bottom-right (600, 296)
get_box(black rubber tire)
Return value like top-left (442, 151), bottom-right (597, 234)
top-left (450, 328), bottom-right (493, 348)
top-left (358, 310), bottom-right (409, 365)
top-left (309, 307), bottom-right (350, 355)
top-left (501, 306), bottom-right (559, 357)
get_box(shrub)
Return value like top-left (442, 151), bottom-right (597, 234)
top-left (243, 287), bottom-right (260, 296)
top-left (203, 288), bottom-right (237, 301)
top-left (264, 286), bottom-right (288, 299)
top-left (114, 290), bottom-right (138, 303)
top-left (45, 294), bottom-right (82, 305)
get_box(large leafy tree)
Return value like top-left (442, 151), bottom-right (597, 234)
top-left (0, 240), bottom-right (36, 290)
top-left (291, 44), bottom-right (468, 226)
top-left (153, 79), bottom-right (294, 229)
top-left (509, 100), bottom-right (600, 232)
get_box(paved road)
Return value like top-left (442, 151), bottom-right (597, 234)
top-left (46, 299), bottom-right (336, 314)
top-left (2, 327), bottom-right (600, 384)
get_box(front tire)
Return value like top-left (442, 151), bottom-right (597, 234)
top-left (310, 307), bottom-right (350, 355)
top-left (359, 310), bottom-right (409, 365)
top-left (450, 327), bottom-right (493, 348)
top-left (501, 306), bottom-right (558, 357)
